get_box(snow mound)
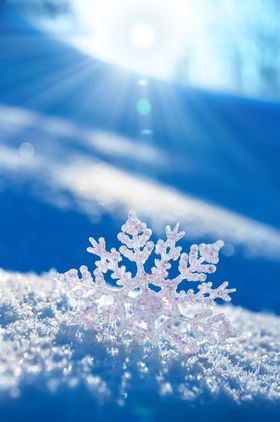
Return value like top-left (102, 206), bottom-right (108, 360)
top-left (1, 104), bottom-right (280, 261)
top-left (0, 269), bottom-right (279, 420)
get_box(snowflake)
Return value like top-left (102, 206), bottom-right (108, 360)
top-left (58, 211), bottom-right (237, 353)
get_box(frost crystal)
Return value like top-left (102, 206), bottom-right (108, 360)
top-left (58, 211), bottom-right (236, 353)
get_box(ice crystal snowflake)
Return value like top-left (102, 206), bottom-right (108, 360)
top-left (58, 211), bottom-right (236, 353)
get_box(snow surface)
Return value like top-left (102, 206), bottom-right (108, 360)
top-left (0, 104), bottom-right (280, 260)
top-left (0, 269), bottom-right (279, 421)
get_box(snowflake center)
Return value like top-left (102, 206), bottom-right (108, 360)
top-left (132, 289), bottom-right (163, 323)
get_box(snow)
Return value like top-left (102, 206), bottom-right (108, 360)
top-left (0, 269), bottom-right (279, 420)
top-left (0, 104), bottom-right (280, 260)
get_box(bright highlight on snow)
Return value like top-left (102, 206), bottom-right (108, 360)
top-left (58, 211), bottom-right (236, 353)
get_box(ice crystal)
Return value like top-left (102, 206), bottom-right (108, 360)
top-left (58, 211), bottom-right (236, 353)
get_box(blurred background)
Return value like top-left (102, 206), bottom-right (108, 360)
top-left (0, 0), bottom-right (279, 313)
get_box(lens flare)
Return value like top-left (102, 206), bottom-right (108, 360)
top-left (136, 99), bottom-right (152, 115)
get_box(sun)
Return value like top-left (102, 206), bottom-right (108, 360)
top-left (130, 23), bottom-right (157, 50)
top-left (72, 0), bottom-right (189, 78)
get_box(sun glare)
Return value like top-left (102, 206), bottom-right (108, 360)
top-left (72, 0), bottom-right (189, 78)
top-left (130, 23), bottom-right (156, 50)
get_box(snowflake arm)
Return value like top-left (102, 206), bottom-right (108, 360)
top-left (87, 237), bottom-right (132, 287)
top-left (117, 210), bottom-right (154, 282)
top-left (174, 240), bottom-right (224, 284)
top-left (149, 223), bottom-right (185, 286)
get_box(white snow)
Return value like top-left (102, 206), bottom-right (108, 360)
top-left (0, 269), bottom-right (279, 406)
top-left (1, 104), bottom-right (280, 261)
